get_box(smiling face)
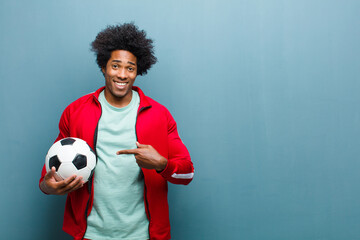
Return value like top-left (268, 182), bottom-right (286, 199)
top-left (102, 50), bottom-right (138, 108)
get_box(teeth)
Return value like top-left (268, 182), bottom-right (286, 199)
top-left (115, 82), bottom-right (126, 86)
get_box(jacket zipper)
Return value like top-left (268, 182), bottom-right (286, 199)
top-left (82, 99), bottom-right (102, 240)
top-left (136, 106), bottom-right (152, 238)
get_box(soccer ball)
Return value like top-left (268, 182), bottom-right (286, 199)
top-left (45, 137), bottom-right (96, 183)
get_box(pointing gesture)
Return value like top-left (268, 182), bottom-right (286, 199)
top-left (116, 142), bottom-right (167, 172)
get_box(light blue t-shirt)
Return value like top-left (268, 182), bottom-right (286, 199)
top-left (84, 90), bottom-right (149, 240)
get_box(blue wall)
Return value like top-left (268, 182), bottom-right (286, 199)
top-left (1, 0), bottom-right (359, 239)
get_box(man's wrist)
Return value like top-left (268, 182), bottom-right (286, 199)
top-left (40, 180), bottom-right (50, 194)
top-left (156, 157), bottom-right (168, 172)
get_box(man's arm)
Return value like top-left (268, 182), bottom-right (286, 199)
top-left (39, 106), bottom-right (84, 195)
top-left (117, 109), bottom-right (194, 185)
top-left (157, 110), bottom-right (194, 185)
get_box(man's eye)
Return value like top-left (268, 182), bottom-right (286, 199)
top-left (112, 64), bottom-right (118, 69)
top-left (128, 67), bottom-right (134, 71)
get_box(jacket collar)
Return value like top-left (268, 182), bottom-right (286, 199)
top-left (93, 86), bottom-right (105, 100)
top-left (92, 86), bottom-right (152, 110)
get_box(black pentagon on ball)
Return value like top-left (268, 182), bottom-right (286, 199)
top-left (49, 155), bottom-right (61, 171)
top-left (72, 154), bottom-right (87, 170)
top-left (60, 138), bottom-right (76, 146)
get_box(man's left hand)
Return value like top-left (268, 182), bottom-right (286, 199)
top-left (116, 142), bottom-right (168, 172)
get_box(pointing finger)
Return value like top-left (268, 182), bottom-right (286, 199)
top-left (116, 149), bottom-right (138, 155)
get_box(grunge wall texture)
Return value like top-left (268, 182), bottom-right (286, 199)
top-left (1, 0), bottom-right (359, 239)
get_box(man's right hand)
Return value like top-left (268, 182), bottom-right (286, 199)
top-left (40, 167), bottom-right (84, 195)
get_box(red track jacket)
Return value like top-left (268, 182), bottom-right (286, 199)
top-left (40, 86), bottom-right (194, 240)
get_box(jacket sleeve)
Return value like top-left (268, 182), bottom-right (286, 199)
top-left (39, 107), bottom-right (70, 191)
top-left (159, 110), bottom-right (194, 185)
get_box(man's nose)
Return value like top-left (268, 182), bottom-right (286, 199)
top-left (117, 68), bottom-right (127, 79)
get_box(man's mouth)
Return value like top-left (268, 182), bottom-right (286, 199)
top-left (114, 81), bottom-right (128, 87)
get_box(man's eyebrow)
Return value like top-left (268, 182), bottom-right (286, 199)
top-left (112, 60), bottom-right (136, 66)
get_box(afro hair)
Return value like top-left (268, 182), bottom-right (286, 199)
top-left (91, 23), bottom-right (157, 76)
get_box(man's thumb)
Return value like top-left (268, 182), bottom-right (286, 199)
top-left (136, 141), bottom-right (147, 148)
top-left (46, 167), bottom-right (56, 179)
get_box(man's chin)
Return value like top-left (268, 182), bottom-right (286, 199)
top-left (113, 89), bottom-right (132, 99)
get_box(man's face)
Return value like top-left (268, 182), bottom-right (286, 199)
top-left (102, 50), bottom-right (137, 108)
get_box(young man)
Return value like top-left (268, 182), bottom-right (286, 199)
top-left (39, 23), bottom-right (194, 240)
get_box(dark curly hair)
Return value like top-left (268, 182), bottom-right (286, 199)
top-left (91, 23), bottom-right (157, 76)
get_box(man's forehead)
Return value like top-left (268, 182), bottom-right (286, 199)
top-left (109, 50), bottom-right (137, 64)
top-left (111, 59), bottom-right (136, 66)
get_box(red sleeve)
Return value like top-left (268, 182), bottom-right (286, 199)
top-left (39, 107), bottom-right (70, 192)
top-left (159, 110), bottom-right (194, 185)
